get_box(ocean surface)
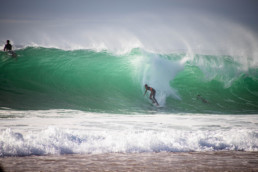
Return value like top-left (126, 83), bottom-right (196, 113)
top-left (0, 47), bottom-right (258, 156)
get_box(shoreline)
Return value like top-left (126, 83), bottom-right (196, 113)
top-left (1, 151), bottom-right (258, 172)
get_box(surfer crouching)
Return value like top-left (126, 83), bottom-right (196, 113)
top-left (144, 84), bottom-right (159, 106)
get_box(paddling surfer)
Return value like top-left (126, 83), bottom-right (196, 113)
top-left (144, 84), bottom-right (159, 105)
top-left (197, 94), bottom-right (208, 103)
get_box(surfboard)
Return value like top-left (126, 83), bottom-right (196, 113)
top-left (151, 102), bottom-right (160, 107)
top-left (7, 51), bottom-right (17, 57)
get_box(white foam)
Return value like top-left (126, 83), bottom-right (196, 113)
top-left (0, 110), bottom-right (257, 156)
top-left (1, 125), bottom-right (257, 156)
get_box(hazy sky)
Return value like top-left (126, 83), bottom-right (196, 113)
top-left (1, 0), bottom-right (258, 53)
top-left (1, 0), bottom-right (257, 26)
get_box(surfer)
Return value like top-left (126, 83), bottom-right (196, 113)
top-left (3, 40), bottom-right (16, 57)
top-left (4, 40), bottom-right (12, 51)
top-left (197, 94), bottom-right (208, 103)
top-left (144, 84), bottom-right (159, 106)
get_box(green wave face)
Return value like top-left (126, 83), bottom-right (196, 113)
top-left (1, 47), bottom-right (258, 114)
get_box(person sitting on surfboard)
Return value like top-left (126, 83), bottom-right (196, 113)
top-left (144, 84), bottom-right (159, 106)
top-left (4, 40), bottom-right (12, 51)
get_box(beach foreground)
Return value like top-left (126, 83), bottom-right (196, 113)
top-left (1, 151), bottom-right (257, 172)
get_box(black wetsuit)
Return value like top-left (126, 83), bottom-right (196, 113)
top-left (4, 43), bottom-right (12, 51)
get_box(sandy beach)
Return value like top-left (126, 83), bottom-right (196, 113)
top-left (1, 151), bottom-right (257, 172)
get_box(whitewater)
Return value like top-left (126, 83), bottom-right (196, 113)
top-left (0, 46), bottom-right (258, 156)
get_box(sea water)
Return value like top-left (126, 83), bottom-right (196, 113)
top-left (0, 47), bottom-right (258, 156)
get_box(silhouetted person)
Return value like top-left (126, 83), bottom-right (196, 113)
top-left (4, 40), bottom-right (12, 51)
top-left (144, 84), bottom-right (159, 105)
top-left (3, 40), bottom-right (16, 57)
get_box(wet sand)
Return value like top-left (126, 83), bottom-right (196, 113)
top-left (1, 151), bottom-right (258, 172)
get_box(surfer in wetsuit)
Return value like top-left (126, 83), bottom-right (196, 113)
top-left (144, 84), bottom-right (159, 105)
top-left (4, 40), bottom-right (12, 51)
top-left (3, 40), bottom-right (16, 57)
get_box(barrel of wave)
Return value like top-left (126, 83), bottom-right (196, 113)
top-left (130, 51), bottom-right (184, 107)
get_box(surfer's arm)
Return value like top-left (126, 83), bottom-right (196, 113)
top-left (144, 89), bottom-right (147, 96)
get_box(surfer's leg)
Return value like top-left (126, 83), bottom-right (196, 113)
top-left (153, 92), bottom-right (159, 105)
top-left (149, 94), bottom-right (155, 103)
top-left (153, 97), bottom-right (159, 105)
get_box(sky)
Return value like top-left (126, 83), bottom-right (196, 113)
top-left (1, 0), bottom-right (258, 54)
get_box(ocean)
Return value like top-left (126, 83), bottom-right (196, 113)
top-left (0, 47), bottom-right (258, 157)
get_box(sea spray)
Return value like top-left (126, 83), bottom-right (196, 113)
top-left (138, 51), bottom-right (183, 106)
